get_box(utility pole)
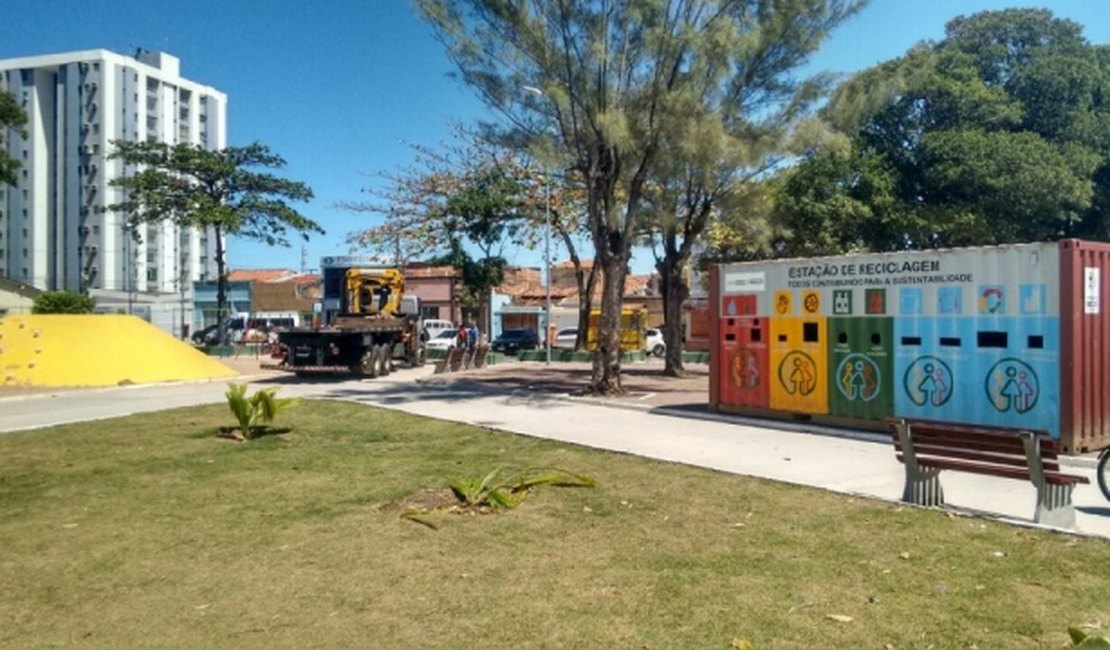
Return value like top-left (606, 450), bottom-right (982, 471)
top-left (523, 85), bottom-right (553, 365)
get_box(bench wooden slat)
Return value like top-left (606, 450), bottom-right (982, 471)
top-left (905, 445), bottom-right (1061, 472)
top-left (911, 435), bottom-right (1056, 455)
top-left (886, 417), bottom-right (1052, 438)
top-left (890, 428), bottom-right (1059, 457)
top-left (888, 432), bottom-right (1061, 468)
top-left (896, 454), bottom-right (1087, 486)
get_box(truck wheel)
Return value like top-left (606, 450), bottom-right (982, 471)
top-left (360, 347), bottom-right (380, 379)
top-left (378, 344), bottom-right (392, 376)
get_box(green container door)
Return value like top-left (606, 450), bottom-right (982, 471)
top-left (827, 317), bottom-right (894, 421)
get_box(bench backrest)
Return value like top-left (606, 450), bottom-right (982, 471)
top-left (889, 419), bottom-right (1061, 473)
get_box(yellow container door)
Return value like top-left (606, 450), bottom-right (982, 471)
top-left (769, 317), bottom-right (829, 414)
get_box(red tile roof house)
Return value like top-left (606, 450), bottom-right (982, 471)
top-left (490, 261), bottom-right (663, 340)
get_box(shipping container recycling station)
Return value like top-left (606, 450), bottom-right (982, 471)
top-left (708, 239), bottom-right (1110, 453)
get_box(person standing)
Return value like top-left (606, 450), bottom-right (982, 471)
top-left (468, 322), bottom-right (479, 350)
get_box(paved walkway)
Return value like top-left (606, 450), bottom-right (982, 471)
top-left (2, 356), bottom-right (1108, 537)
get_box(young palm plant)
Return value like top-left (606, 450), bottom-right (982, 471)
top-left (402, 467), bottom-right (596, 528)
top-left (224, 382), bottom-right (300, 440)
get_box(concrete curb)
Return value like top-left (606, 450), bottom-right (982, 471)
top-left (0, 372), bottom-right (272, 404)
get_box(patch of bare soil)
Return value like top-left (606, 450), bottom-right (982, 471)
top-left (375, 488), bottom-right (463, 513)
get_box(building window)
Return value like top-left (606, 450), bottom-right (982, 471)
top-left (147, 268), bottom-right (158, 281)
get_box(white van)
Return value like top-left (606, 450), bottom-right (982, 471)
top-left (228, 312), bottom-right (302, 342)
top-left (423, 319), bottom-right (455, 341)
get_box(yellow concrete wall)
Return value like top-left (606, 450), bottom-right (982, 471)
top-left (0, 315), bottom-right (236, 387)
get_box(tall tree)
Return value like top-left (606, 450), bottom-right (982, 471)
top-left (1, 89), bottom-right (28, 187)
top-left (419, 0), bottom-right (862, 394)
top-left (784, 8), bottom-right (1110, 250)
top-left (105, 142), bottom-right (321, 334)
top-left (346, 139), bottom-right (522, 331)
top-left (346, 133), bottom-right (600, 347)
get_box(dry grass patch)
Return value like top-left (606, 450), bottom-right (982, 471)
top-left (0, 399), bottom-right (1107, 648)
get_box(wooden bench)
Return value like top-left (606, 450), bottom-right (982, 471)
top-left (472, 345), bottom-right (489, 369)
top-left (889, 418), bottom-right (1090, 528)
top-left (432, 347), bottom-right (466, 375)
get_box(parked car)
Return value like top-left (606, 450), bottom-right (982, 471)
top-left (553, 327), bottom-right (579, 350)
top-left (191, 323), bottom-right (221, 345)
top-left (423, 319), bottom-right (455, 341)
top-left (491, 328), bottom-right (540, 355)
top-left (645, 328), bottom-right (665, 357)
top-left (426, 329), bottom-right (459, 352)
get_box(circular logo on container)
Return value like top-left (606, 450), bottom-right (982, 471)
top-left (903, 356), bottom-right (954, 407)
top-left (730, 348), bottom-right (760, 390)
top-left (984, 358), bottom-right (1038, 414)
top-left (836, 354), bottom-right (880, 402)
top-left (778, 351), bottom-right (817, 396)
top-left (978, 286), bottom-right (1003, 314)
top-left (803, 291), bottom-right (820, 314)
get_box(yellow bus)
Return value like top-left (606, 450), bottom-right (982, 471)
top-left (586, 307), bottom-right (648, 352)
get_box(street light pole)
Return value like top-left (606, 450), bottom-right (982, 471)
top-left (523, 85), bottom-right (553, 365)
top-left (543, 168), bottom-right (552, 365)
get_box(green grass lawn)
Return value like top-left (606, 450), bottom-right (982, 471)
top-left (1, 399), bottom-right (1107, 648)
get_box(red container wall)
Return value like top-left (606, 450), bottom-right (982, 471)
top-left (718, 296), bottom-right (770, 408)
top-left (709, 266), bottom-right (721, 410)
top-left (1060, 239), bottom-right (1110, 452)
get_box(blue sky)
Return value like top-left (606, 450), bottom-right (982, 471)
top-left (4, 1), bottom-right (1108, 276)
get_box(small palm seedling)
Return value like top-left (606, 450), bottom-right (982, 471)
top-left (1069, 626), bottom-right (1110, 648)
top-left (400, 467), bottom-right (596, 528)
top-left (224, 382), bottom-right (300, 440)
top-left (449, 467), bottom-right (596, 509)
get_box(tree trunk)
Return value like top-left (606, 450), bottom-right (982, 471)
top-left (659, 258), bottom-right (689, 377)
top-left (590, 257), bottom-right (628, 395)
top-left (574, 263), bottom-right (600, 350)
top-left (215, 226), bottom-right (229, 344)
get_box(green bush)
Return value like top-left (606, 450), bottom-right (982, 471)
top-left (31, 291), bottom-right (95, 314)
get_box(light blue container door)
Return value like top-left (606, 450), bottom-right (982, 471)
top-left (961, 316), bottom-right (1060, 436)
top-left (895, 317), bottom-right (1060, 438)
top-left (894, 317), bottom-right (967, 423)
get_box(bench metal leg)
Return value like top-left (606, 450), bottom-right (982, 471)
top-left (1020, 431), bottom-right (1077, 528)
top-left (1034, 483), bottom-right (1076, 528)
top-left (894, 420), bottom-right (945, 507)
top-left (902, 466), bottom-right (945, 507)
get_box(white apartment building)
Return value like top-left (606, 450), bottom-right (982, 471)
top-left (0, 48), bottom-right (225, 327)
